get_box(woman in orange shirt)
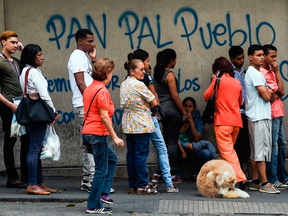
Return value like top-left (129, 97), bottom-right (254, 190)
top-left (204, 57), bottom-right (247, 189)
top-left (82, 58), bottom-right (124, 214)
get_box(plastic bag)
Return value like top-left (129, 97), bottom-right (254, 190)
top-left (40, 125), bottom-right (61, 161)
top-left (10, 113), bottom-right (26, 137)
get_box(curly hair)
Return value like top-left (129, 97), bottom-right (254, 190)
top-left (91, 58), bottom-right (115, 81)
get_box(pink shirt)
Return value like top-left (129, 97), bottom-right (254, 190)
top-left (260, 67), bottom-right (285, 119)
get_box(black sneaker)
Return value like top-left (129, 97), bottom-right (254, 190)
top-left (86, 206), bottom-right (112, 214)
top-left (100, 197), bottom-right (114, 205)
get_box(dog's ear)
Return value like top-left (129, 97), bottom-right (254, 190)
top-left (213, 170), bottom-right (219, 178)
top-left (207, 171), bottom-right (214, 180)
top-left (207, 171), bottom-right (215, 180)
top-left (229, 176), bottom-right (237, 183)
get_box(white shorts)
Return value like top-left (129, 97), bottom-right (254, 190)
top-left (248, 119), bottom-right (272, 162)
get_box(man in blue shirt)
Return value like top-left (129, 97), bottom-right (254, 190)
top-left (229, 46), bottom-right (251, 180)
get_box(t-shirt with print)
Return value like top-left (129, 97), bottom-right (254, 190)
top-left (120, 76), bottom-right (155, 134)
top-left (82, 80), bottom-right (114, 136)
top-left (245, 65), bottom-right (271, 121)
top-left (67, 49), bottom-right (93, 108)
top-left (0, 55), bottom-right (22, 104)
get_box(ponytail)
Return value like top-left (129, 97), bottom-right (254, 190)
top-left (154, 49), bottom-right (176, 83)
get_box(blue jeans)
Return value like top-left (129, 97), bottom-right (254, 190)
top-left (27, 124), bottom-right (47, 185)
top-left (83, 134), bottom-right (117, 209)
top-left (191, 149), bottom-right (213, 175)
top-left (150, 116), bottom-right (172, 187)
top-left (126, 133), bottom-right (150, 189)
top-left (277, 118), bottom-right (288, 182)
top-left (266, 117), bottom-right (288, 183)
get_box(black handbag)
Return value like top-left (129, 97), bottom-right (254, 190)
top-left (202, 77), bottom-right (221, 123)
top-left (15, 68), bottom-right (55, 126)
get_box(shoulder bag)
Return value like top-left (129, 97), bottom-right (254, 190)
top-left (82, 87), bottom-right (104, 154)
top-left (202, 77), bottom-right (221, 124)
top-left (15, 68), bottom-right (55, 126)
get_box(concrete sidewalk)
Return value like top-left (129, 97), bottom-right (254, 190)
top-left (0, 176), bottom-right (288, 215)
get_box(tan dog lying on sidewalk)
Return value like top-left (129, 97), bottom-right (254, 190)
top-left (196, 159), bottom-right (250, 198)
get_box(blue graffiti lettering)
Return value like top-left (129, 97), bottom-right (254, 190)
top-left (226, 14), bottom-right (247, 47)
top-left (66, 18), bottom-right (82, 49)
top-left (105, 75), bottom-right (120, 90)
top-left (280, 60), bottom-right (288, 101)
top-left (199, 23), bottom-right (213, 49)
top-left (137, 17), bottom-right (156, 49)
top-left (57, 110), bottom-right (75, 124)
top-left (118, 11), bottom-right (139, 50)
top-left (174, 7), bottom-right (198, 51)
top-left (47, 78), bottom-right (71, 93)
top-left (212, 24), bottom-right (227, 46)
top-left (46, 15), bottom-right (66, 50)
top-left (177, 69), bottom-right (201, 93)
top-left (86, 14), bottom-right (107, 49)
top-left (112, 109), bottom-right (124, 125)
top-left (156, 15), bottom-right (173, 48)
top-left (47, 14), bottom-right (107, 49)
top-left (256, 22), bottom-right (276, 46)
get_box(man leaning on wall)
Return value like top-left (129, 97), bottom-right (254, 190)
top-left (0, 31), bottom-right (29, 188)
top-left (67, 29), bottom-right (96, 192)
top-left (260, 44), bottom-right (288, 189)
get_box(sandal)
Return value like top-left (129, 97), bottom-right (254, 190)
top-left (128, 188), bottom-right (137, 194)
top-left (148, 181), bottom-right (158, 189)
top-left (137, 185), bottom-right (157, 195)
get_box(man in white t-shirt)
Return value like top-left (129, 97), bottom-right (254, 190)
top-left (67, 29), bottom-right (96, 191)
top-left (245, 44), bottom-right (279, 194)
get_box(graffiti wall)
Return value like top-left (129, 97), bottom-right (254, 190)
top-left (0, 0), bottom-right (287, 170)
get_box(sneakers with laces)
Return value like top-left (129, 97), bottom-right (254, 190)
top-left (259, 183), bottom-right (281, 194)
top-left (166, 184), bottom-right (179, 193)
top-left (151, 174), bottom-right (164, 183)
top-left (100, 194), bottom-right (114, 204)
top-left (172, 175), bottom-right (182, 184)
top-left (81, 180), bottom-right (91, 192)
top-left (281, 179), bottom-right (288, 185)
top-left (86, 206), bottom-right (112, 214)
top-left (249, 182), bottom-right (261, 191)
top-left (272, 181), bottom-right (288, 189)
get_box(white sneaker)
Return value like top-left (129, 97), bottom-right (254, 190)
top-left (110, 187), bottom-right (115, 193)
top-left (166, 184), bottom-right (179, 193)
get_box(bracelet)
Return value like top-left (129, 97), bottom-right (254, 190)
top-left (92, 61), bottom-right (96, 64)
top-left (183, 115), bottom-right (187, 119)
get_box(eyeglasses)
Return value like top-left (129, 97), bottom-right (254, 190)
top-left (135, 68), bottom-right (145, 72)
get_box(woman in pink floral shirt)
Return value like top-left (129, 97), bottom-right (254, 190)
top-left (120, 59), bottom-right (157, 195)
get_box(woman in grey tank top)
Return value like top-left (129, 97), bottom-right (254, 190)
top-left (153, 49), bottom-right (187, 183)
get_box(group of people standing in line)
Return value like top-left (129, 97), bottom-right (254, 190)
top-left (204, 44), bottom-right (288, 195)
top-left (0, 28), bottom-right (287, 214)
